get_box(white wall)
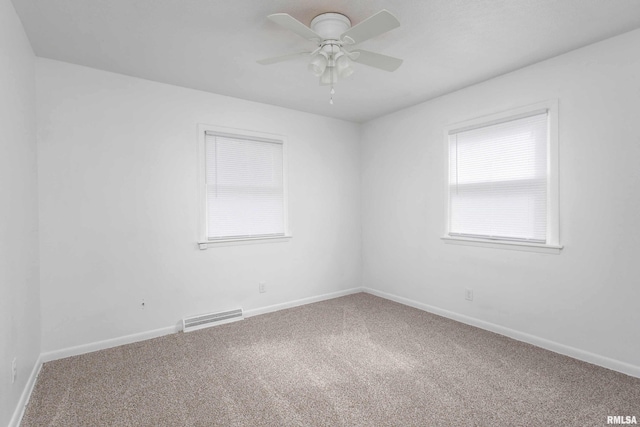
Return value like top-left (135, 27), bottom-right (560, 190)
top-left (361, 29), bottom-right (640, 371)
top-left (0, 0), bottom-right (41, 424)
top-left (36, 59), bottom-right (361, 354)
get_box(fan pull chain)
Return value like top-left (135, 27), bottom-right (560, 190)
top-left (329, 43), bottom-right (336, 105)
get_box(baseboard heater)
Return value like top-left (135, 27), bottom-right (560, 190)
top-left (182, 308), bottom-right (243, 333)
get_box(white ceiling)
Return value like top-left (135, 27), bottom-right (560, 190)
top-left (12, 0), bottom-right (640, 123)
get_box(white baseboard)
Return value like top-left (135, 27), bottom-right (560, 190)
top-left (40, 287), bottom-right (365, 364)
top-left (8, 355), bottom-right (42, 427)
top-left (40, 325), bottom-right (178, 363)
top-left (244, 287), bottom-right (365, 318)
top-left (365, 287), bottom-right (640, 379)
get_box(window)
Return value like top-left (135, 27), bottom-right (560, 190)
top-left (198, 125), bottom-right (289, 248)
top-left (443, 101), bottom-right (561, 253)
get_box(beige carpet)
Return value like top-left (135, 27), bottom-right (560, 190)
top-left (22, 293), bottom-right (639, 426)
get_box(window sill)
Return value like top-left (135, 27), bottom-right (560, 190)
top-left (441, 236), bottom-right (562, 254)
top-left (198, 235), bottom-right (292, 249)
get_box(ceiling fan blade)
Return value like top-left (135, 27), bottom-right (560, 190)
top-left (340, 10), bottom-right (400, 45)
top-left (257, 51), bottom-right (310, 65)
top-left (267, 13), bottom-right (322, 41)
top-left (351, 49), bottom-right (403, 72)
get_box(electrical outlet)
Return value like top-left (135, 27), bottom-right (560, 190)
top-left (259, 282), bottom-right (266, 293)
top-left (11, 358), bottom-right (17, 384)
top-left (465, 288), bottom-right (473, 301)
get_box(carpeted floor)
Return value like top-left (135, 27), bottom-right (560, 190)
top-left (22, 293), bottom-right (639, 426)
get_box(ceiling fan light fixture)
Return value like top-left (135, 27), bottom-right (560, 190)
top-left (338, 65), bottom-right (354, 79)
top-left (308, 51), bottom-right (328, 77)
top-left (320, 67), bottom-right (338, 86)
top-left (335, 53), bottom-right (354, 78)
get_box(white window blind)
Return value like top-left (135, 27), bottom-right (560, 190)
top-left (205, 132), bottom-right (285, 240)
top-left (448, 111), bottom-right (549, 243)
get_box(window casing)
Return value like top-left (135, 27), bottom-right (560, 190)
top-left (197, 125), bottom-right (290, 248)
top-left (443, 101), bottom-right (561, 254)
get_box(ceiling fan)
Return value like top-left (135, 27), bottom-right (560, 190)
top-left (257, 10), bottom-right (403, 104)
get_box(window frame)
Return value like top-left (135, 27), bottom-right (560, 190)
top-left (442, 100), bottom-right (562, 254)
top-left (197, 124), bottom-right (291, 249)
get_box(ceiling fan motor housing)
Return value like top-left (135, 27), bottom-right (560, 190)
top-left (310, 13), bottom-right (351, 41)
